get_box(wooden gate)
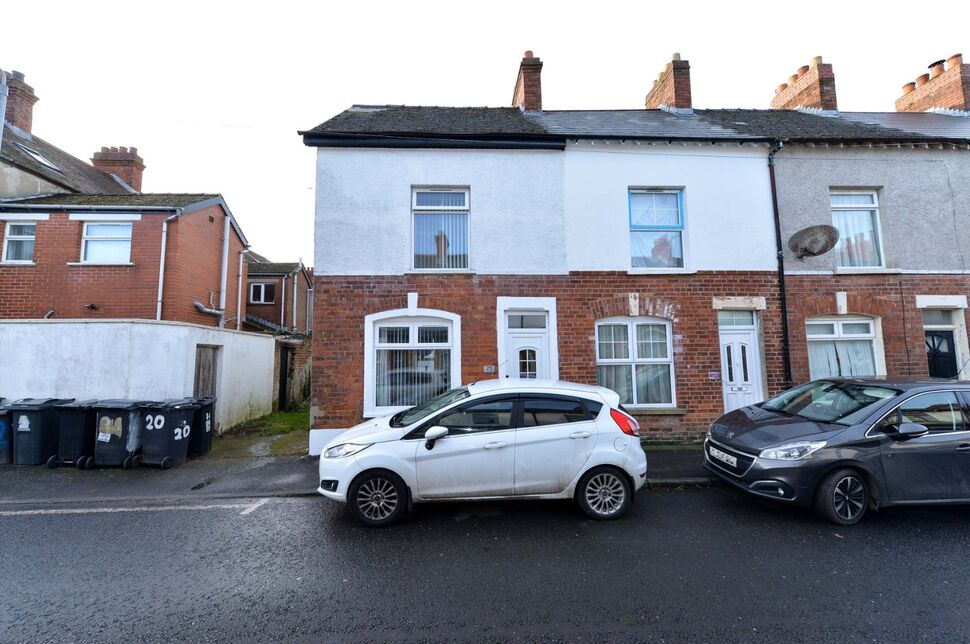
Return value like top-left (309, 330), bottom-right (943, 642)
top-left (194, 345), bottom-right (220, 397)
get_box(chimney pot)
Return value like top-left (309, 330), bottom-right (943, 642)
top-left (788, 74), bottom-right (799, 85)
top-left (915, 73), bottom-right (930, 87)
top-left (671, 52), bottom-right (681, 61)
top-left (523, 50), bottom-right (533, 59)
top-left (810, 56), bottom-right (823, 67)
top-left (797, 65), bottom-right (810, 77)
top-left (776, 83), bottom-right (789, 94)
top-left (11, 70), bottom-right (25, 81)
top-left (901, 82), bottom-right (916, 95)
top-left (929, 60), bottom-right (946, 78)
top-left (947, 53), bottom-right (963, 69)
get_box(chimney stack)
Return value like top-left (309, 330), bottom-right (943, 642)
top-left (511, 51), bottom-right (543, 112)
top-left (91, 146), bottom-right (146, 192)
top-left (770, 56), bottom-right (838, 111)
top-left (895, 54), bottom-right (969, 112)
top-left (645, 53), bottom-right (692, 110)
top-left (3, 70), bottom-right (39, 133)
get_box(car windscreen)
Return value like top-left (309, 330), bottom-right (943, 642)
top-left (390, 387), bottom-right (471, 427)
top-left (761, 381), bottom-right (899, 424)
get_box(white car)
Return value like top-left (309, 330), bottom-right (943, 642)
top-left (318, 379), bottom-right (648, 526)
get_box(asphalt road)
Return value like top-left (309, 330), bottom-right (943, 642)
top-left (2, 487), bottom-right (970, 643)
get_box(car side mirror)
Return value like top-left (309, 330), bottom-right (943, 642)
top-left (424, 425), bottom-right (448, 450)
top-left (897, 422), bottom-right (929, 439)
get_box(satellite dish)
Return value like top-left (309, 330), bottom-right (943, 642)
top-left (788, 225), bottom-right (839, 258)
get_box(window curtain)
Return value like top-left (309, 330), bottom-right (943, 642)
top-left (413, 213), bottom-right (468, 269)
top-left (597, 365), bottom-right (633, 404)
top-left (808, 340), bottom-right (876, 379)
top-left (635, 364), bottom-right (672, 404)
top-left (833, 210), bottom-right (879, 267)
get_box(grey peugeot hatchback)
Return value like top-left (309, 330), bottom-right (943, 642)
top-left (704, 378), bottom-right (970, 525)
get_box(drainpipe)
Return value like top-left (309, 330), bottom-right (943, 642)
top-left (217, 213), bottom-right (230, 328)
top-left (0, 71), bottom-right (7, 151)
top-left (156, 210), bottom-right (182, 320)
top-left (768, 140), bottom-right (793, 387)
top-left (292, 268), bottom-right (298, 334)
top-left (236, 249), bottom-right (249, 330)
top-left (306, 288), bottom-right (312, 334)
top-left (280, 275), bottom-right (287, 330)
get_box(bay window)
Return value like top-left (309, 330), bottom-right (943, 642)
top-left (595, 317), bottom-right (675, 407)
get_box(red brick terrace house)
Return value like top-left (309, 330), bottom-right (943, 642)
top-left (0, 70), bottom-right (250, 327)
top-left (244, 255), bottom-right (313, 334)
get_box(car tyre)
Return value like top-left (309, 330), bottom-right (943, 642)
top-left (347, 470), bottom-right (409, 527)
top-left (815, 468), bottom-right (869, 526)
top-left (576, 466), bottom-right (632, 521)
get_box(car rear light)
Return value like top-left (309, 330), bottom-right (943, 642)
top-left (610, 408), bottom-right (640, 437)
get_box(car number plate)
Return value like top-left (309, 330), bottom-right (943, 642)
top-left (709, 446), bottom-right (737, 468)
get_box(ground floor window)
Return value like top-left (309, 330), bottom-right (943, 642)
top-left (364, 308), bottom-right (461, 416)
top-left (595, 316), bottom-right (674, 407)
top-left (806, 316), bottom-right (880, 380)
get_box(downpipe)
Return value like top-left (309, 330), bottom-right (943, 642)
top-left (768, 140), bottom-right (793, 387)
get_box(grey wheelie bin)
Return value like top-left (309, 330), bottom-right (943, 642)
top-left (94, 400), bottom-right (150, 469)
top-left (187, 396), bottom-right (217, 457)
top-left (0, 398), bottom-right (11, 465)
top-left (140, 399), bottom-right (199, 469)
top-left (10, 398), bottom-right (74, 466)
top-left (52, 400), bottom-right (99, 469)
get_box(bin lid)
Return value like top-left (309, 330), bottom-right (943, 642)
top-left (192, 396), bottom-right (217, 405)
top-left (144, 399), bottom-right (200, 411)
top-left (94, 399), bottom-right (154, 410)
top-left (57, 399), bottom-right (100, 409)
top-left (8, 398), bottom-right (75, 411)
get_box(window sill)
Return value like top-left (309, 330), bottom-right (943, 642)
top-left (833, 267), bottom-right (900, 275)
top-left (0, 261), bottom-right (35, 266)
top-left (626, 407), bottom-right (688, 416)
top-left (627, 268), bottom-right (696, 276)
top-left (405, 269), bottom-right (475, 275)
top-left (66, 262), bottom-right (135, 267)
top-left (249, 302), bottom-right (276, 305)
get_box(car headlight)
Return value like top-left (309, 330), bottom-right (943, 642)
top-left (323, 443), bottom-right (371, 459)
top-left (759, 441), bottom-right (826, 461)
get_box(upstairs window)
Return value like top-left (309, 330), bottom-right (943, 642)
top-left (831, 191), bottom-right (882, 267)
top-left (629, 189), bottom-right (684, 269)
top-left (82, 222), bottom-right (132, 263)
top-left (3, 223), bottom-right (36, 262)
top-left (250, 283), bottom-right (276, 304)
top-left (412, 188), bottom-right (469, 270)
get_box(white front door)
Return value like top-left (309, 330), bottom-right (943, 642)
top-left (718, 326), bottom-right (764, 412)
top-left (504, 312), bottom-right (550, 380)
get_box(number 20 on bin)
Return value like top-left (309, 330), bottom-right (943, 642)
top-left (145, 415), bottom-right (191, 440)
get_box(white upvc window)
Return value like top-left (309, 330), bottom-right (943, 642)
top-left (249, 282), bottom-right (276, 304)
top-left (81, 222), bottom-right (132, 263)
top-left (364, 309), bottom-right (462, 417)
top-left (806, 316), bottom-right (884, 380)
top-left (830, 191), bottom-right (883, 268)
top-left (595, 316), bottom-right (676, 407)
top-left (629, 189), bottom-right (685, 270)
top-left (412, 188), bottom-right (469, 270)
top-left (3, 222), bottom-right (36, 262)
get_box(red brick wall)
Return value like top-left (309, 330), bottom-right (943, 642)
top-left (786, 274), bottom-right (970, 382)
top-left (311, 272), bottom-right (786, 439)
top-left (162, 205), bottom-right (247, 327)
top-left (247, 276), bottom-right (284, 326)
top-left (247, 271), bottom-right (312, 332)
top-left (895, 56), bottom-right (969, 112)
top-left (770, 61), bottom-right (838, 110)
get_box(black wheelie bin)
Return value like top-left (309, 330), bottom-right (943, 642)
top-left (94, 400), bottom-right (150, 469)
top-left (0, 398), bottom-right (11, 465)
top-left (140, 399), bottom-right (199, 469)
top-left (10, 398), bottom-right (74, 466)
top-left (187, 396), bottom-right (217, 457)
top-left (53, 400), bottom-right (99, 469)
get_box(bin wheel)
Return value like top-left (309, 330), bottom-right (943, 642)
top-left (84, 456), bottom-right (96, 470)
top-left (161, 457), bottom-right (174, 470)
top-left (46, 455), bottom-right (60, 469)
top-left (122, 456), bottom-right (133, 470)
top-left (133, 455), bottom-right (142, 468)
top-left (75, 458), bottom-right (86, 470)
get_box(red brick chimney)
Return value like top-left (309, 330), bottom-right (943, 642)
top-left (645, 53), bottom-right (692, 110)
top-left (3, 71), bottom-right (39, 133)
top-left (91, 146), bottom-right (145, 192)
top-left (770, 56), bottom-right (838, 111)
top-left (511, 50), bottom-right (543, 111)
top-left (896, 54), bottom-right (969, 112)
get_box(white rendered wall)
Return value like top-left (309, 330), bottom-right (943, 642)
top-left (0, 320), bottom-right (274, 431)
top-left (314, 147), bottom-right (566, 275)
top-left (563, 142), bottom-right (777, 272)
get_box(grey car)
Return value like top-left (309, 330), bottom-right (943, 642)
top-left (704, 378), bottom-right (970, 525)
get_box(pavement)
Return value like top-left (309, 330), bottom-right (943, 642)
top-left (3, 487), bottom-right (970, 642)
top-left (0, 442), bottom-right (712, 506)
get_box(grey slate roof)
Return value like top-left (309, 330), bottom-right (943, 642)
top-left (248, 262), bottom-right (302, 275)
top-left (302, 105), bottom-right (970, 145)
top-left (1, 123), bottom-right (127, 194)
top-left (3, 193), bottom-right (219, 207)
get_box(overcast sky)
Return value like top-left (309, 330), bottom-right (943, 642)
top-left (5, 1), bottom-right (968, 266)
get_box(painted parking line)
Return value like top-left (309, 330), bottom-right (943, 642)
top-left (0, 498), bottom-right (270, 518)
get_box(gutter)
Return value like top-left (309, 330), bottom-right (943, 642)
top-left (768, 140), bottom-right (793, 387)
top-left (0, 203), bottom-right (180, 212)
top-left (155, 210), bottom-right (182, 320)
top-left (218, 213), bottom-right (230, 328)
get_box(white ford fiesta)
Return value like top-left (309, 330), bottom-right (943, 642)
top-left (318, 379), bottom-right (648, 526)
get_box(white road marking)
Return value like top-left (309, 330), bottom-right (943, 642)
top-left (0, 502), bottom-right (255, 518)
top-left (239, 498), bottom-right (270, 515)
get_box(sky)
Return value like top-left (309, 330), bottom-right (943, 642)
top-left (4, 0), bottom-right (968, 266)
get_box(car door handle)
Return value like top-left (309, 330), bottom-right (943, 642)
top-left (957, 444), bottom-right (970, 452)
top-left (483, 441), bottom-right (507, 450)
top-left (569, 431), bottom-right (592, 439)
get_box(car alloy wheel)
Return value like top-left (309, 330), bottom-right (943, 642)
top-left (355, 476), bottom-right (399, 522)
top-left (833, 474), bottom-right (866, 522)
top-left (584, 472), bottom-right (627, 517)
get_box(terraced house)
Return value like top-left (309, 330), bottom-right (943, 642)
top-left (303, 51), bottom-right (970, 439)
